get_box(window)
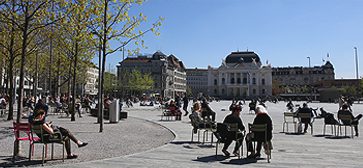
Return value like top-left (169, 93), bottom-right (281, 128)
top-left (222, 89), bottom-right (225, 94)
top-left (222, 78), bottom-right (225, 84)
top-left (231, 78), bottom-right (235, 84)
top-left (253, 89), bottom-right (256, 95)
top-left (252, 78), bottom-right (256, 85)
top-left (262, 79), bottom-right (265, 85)
top-left (262, 89), bottom-right (266, 94)
top-left (214, 89), bottom-right (217, 94)
top-left (214, 79), bottom-right (217, 85)
top-left (237, 78), bottom-right (241, 84)
top-left (243, 78), bottom-right (247, 84)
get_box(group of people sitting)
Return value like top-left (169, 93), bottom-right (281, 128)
top-left (287, 101), bottom-right (362, 136)
top-left (219, 103), bottom-right (273, 159)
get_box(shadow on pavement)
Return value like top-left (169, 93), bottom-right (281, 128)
top-left (0, 156), bottom-right (44, 167)
top-left (325, 136), bottom-right (352, 139)
top-left (220, 158), bottom-right (257, 165)
top-left (284, 132), bottom-right (305, 135)
top-left (193, 155), bottom-right (229, 162)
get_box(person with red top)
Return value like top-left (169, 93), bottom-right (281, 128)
top-left (168, 100), bottom-right (182, 120)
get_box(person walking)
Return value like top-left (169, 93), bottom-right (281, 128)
top-left (182, 94), bottom-right (189, 116)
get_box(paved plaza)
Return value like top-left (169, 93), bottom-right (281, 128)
top-left (1, 100), bottom-right (363, 167)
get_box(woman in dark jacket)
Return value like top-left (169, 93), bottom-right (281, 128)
top-left (246, 105), bottom-right (273, 159)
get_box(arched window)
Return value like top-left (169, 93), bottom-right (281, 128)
top-left (214, 79), bottom-right (217, 85)
top-left (252, 78), bottom-right (256, 85)
top-left (262, 79), bottom-right (265, 85)
top-left (222, 78), bottom-right (225, 84)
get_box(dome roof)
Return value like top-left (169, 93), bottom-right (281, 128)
top-left (225, 51), bottom-right (260, 64)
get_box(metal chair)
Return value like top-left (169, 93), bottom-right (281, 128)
top-left (190, 113), bottom-right (215, 144)
top-left (282, 112), bottom-right (298, 133)
top-left (12, 122), bottom-right (41, 160)
top-left (337, 114), bottom-right (355, 138)
top-left (225, 123), bottom-right (245, 159)
top-left (298, 113), bottom-right (314, 134)
top-left (248, 123), bottom-right (271, 163)
top-left (29, 124), bottom-right (65, 165)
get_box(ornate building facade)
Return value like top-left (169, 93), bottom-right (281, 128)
top-left (207, 51), bottom-right (272, 99)
top-left (117, 51), bottom-right (186, 99)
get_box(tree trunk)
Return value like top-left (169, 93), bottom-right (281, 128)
top-left (99, 0), bottom-right (109, 132)
top-left (71, 42), bottom-right (78, 121)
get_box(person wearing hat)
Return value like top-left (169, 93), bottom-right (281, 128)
top-left (30, 109), bottom-right (88, 159)
top-left (221, 104), bottom-right (245, 156)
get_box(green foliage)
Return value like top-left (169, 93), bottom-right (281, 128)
top-left (104, 72), bottom-right (117, 95)
top-left (123, 70), bottom-right (154, 95)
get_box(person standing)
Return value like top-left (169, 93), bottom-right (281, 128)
top-left (182, 94), bottom-right (189, 116)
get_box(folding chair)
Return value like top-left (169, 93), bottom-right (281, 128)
top-left (282, 112), bottom-right (298, 133)
top-left (337, 114), bottom-right (355, 138)
top-left (248, 123), bottom-right (271, 163)
top-left (29, 124), bottom-right (66, 165)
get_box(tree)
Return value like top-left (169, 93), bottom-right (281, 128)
top-left (89, 0), bottom-right (162, 132)
top-left (104, 71), bottom-right (117, 95)
top-left (0, 0), bottom-right (67, 156)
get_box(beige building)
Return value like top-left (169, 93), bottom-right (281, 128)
top-left (207, 51), bottom-right (272, 99)
top-left (117, 51), bottom-right (186, 99)
top-left (84, 66), bottom-right (99, 96)
top-left (186, 68), bottom-right (208, 97)
top-left (272, 61), bottom-right (334, 87)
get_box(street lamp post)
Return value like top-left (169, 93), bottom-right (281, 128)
top-left (307, 56), bottom-right (312, 101)
top-left (354, 47), bottom-right (359, 79)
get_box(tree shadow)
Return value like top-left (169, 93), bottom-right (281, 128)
top-left (220, 158), bottom-right (258, 165)
top-left (193, 154), bottom-right (229, 162)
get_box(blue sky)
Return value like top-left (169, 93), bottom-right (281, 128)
top-left (98, 0), bottom-right (363, 79)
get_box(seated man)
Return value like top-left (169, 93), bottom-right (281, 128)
top-left (201, 99), bottom-right (216, 121)
top-left (296, 103), bottom-right (313, 134)
top-left (30, 109), bottom-right (88, 159)
top-left (221, 104), bottom-right (245, 156)
top-left (338, 104), bottom-right (362, 137)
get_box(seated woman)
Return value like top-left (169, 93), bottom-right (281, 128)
top-left (168, 100), bottom-right (182, 120)
top-left (246, 105), bottom-right (273, 159)
top-left (30, 109), bottom-right (88, 159)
